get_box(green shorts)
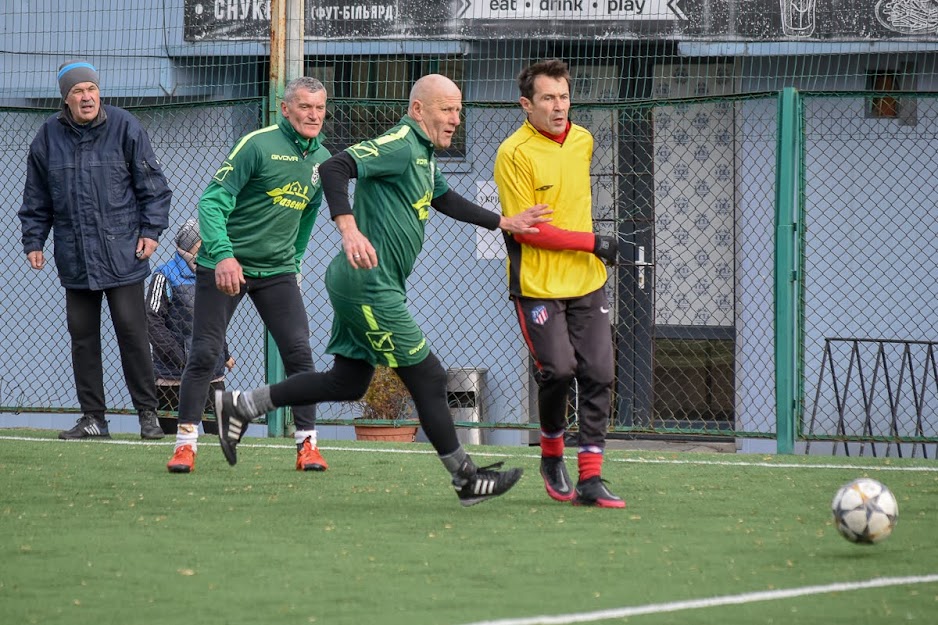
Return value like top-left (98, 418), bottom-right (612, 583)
top-left (325, 290), bottom-right (430, 368)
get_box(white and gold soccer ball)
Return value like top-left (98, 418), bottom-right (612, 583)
top-left (831, 478), bottom-right (898, 544)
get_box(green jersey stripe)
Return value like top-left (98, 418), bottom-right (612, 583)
top-left (228, 124), bottom-right (278, 160)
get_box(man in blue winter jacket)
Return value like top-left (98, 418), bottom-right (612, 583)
top-left (18, 59), bottom-right (171, 440)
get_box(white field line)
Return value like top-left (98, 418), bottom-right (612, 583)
top-left (453, 574), bottom-right (938, 625)
top-left (0, 434), bottom-right (937, 472)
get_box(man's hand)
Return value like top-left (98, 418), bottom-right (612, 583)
top-left (335, 214), bottom-right (377, 269)
top-left (225, 357), bottom-right (236, 371)
top-left (498, 204), bottom-right (552, 235)
top-left (593, 235), bottom-right (618, 266)
top-left (26, 250), bottom-right (45, 270)
top-left (135, 237), bottom-right (159, 261)
top-left (215, 257), bottom-right (246, 296)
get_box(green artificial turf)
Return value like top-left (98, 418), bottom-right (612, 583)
top-left (1, 430), bottom-right (935, 625)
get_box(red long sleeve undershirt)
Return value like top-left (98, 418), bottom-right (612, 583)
top-left (514, 222), bottom-right (594, 252)
top-left (511, 121), bottom-right (594, 252)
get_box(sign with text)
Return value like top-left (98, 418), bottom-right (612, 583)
top-left (474, 181), bottom-right (505, 260)
top-left (184, 0), bottom-right (938, 41)
top-left (462, 0), bottom-right (686, 21)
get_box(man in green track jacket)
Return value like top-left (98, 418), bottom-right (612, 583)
top-left (166, 76), bottom-right (331, 474)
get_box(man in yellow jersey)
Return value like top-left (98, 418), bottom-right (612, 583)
top-left (494, 59), bottom-right (625, 508)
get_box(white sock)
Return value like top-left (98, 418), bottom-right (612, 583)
top-left (294, 429), bottom-right (317, 449)
top-left (175, 423), bottom-right (199, 452)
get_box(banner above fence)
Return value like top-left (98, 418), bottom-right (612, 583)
top-left (184, 0), bottom-right (938, 42)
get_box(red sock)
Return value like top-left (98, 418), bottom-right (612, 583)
top-left (577, 450), bottom-right (603, 481)
top-left (540, 431), bottom-right (565, 458)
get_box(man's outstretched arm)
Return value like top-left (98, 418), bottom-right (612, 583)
top-left (431, 189), bottom-right (551, 234)
top-left (514, 222), bottom-right (618, 265)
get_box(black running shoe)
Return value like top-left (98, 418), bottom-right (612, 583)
top-left (215, 390), bottom-right (254, 466)
top-left (138, 409), bottom-right (165, 440)
top-left (572, 476), bottom-right (626, 508)
top-left (59, 415), bottom-right (110, 440)
top-left (453, 460), bottom-right (523, 507)
top-left (540, 456), bottom-right (575, 502)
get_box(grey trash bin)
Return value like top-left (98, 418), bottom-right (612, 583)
top-left (446, 367), bottom-right (487, 446)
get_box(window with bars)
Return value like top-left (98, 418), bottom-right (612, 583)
top-left (866, 64), bottom-right (917, 126)
top-left (307, 56), bottom-right (466, 157)
top-left (868, 70), bottom-right (899, 119)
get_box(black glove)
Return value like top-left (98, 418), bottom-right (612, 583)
top-left (593, 235), bottom-right (617, 266)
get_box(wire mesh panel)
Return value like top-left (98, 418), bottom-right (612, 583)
top-left (2, 1), bottom-right (938, 447)
top-left (2, 96), bottom-right (784, 439)
top-left (0, 59), bottom-right (808, 441)
top-left (801, 93), bottom-right (938, 457)
top-left (307, 89), bottom-right (780, 440)
top-left (0, 102), bottom-right (269, 415)
top-left (628, 90), bottom-right (779, 439)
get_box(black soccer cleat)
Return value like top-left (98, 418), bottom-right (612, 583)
top-left (215, 390), bottom-right (254, 466)
top-left (453, 460), bottom-right (523, 507)
top-left (572, 476), bottom-right (626, 509)
top-left (540, 456), bottom-right (575, 502)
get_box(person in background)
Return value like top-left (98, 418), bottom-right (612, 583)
top-left (147, 219), bottom-right (235, 434)
top-left (213, 74), bottom-right (550, 506)
top-left (18, 59), bottom-right (170, 441)
top-left (494, 59), bottom-right (625, 508)
top-left (166, 76), bottom-right (332, 474)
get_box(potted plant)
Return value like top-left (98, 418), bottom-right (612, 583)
top-left (354, 365), bottom-right (418, 442)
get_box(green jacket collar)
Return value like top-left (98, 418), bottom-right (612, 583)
top-left (278, 115), bottom-right (322, 154)
top-left (400, 115), bottom-right (433, 148)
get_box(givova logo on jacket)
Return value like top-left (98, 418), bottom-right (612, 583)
top-left (266, 181), bottom-right (310, 211)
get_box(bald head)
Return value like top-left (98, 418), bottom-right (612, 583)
top-left (408, 74), bottom-right (463, 149)
top-left (409, 74), bottom-right (461, 110)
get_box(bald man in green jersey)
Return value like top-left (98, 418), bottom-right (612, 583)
top-left (166, 77), bottom-right (331, 474)
top-left (215, 74), bottom-right (551, 506)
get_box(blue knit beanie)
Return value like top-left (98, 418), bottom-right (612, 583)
top-left (57, 60), bottom-right (99, 99)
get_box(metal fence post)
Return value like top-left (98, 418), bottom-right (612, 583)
top-left (775, 87), bottom-right (803, 454)
top-left (263, 0), bottom-right (305, 437)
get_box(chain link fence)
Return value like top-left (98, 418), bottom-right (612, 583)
top-left (2, 80), bottom-right (937, 455)
top-left (0, 102), bottom-right (269, 415)
top-left (801, 93), bottom-right (938, 457)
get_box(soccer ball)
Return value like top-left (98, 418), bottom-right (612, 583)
top-left (831, 478), bottom-right (898, 544)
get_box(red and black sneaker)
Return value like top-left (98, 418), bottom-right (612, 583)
top-left (572, 476), bottom-right (626, 508)
top-left (167, 445), bottom-right (196, 473)
top-left (296, 437), bottom-right (328, 471)
top-left (540, 456), bottom-right (575, 502)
